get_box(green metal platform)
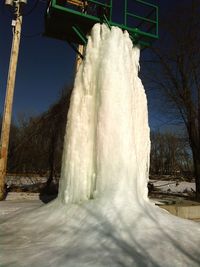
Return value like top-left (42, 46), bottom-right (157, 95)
top-left (45, 0), bottom-right (158, 48)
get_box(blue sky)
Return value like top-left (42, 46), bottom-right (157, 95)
top-left (0, 0), bottom-right (76, 119)
top-left (0, 0), bottom-right (174, 129)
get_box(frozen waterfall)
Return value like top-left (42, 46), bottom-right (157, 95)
top-left (59, 24), bottom-right (150, 204)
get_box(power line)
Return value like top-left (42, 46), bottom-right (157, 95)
top-left (22, 32), bottom-right (42, 38)
top-left (22, 0), bottom-right (39, 16)
top-left (1, 2), bottom-right (13, 18)
top-left (2, 0), bottom-right (44, 18)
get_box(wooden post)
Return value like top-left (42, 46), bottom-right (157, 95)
top-left (0, 4), bottom-right (22, 200)
top-left (75, 44), bottom-right (84, 73)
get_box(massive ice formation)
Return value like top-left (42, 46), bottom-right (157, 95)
top-left (59, 24), bottom-right (149, 204)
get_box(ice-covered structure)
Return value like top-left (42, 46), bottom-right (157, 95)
top-left (0, 24), bottom-right (199, 267)
top-left (58, 24), bottom-right (149, 205)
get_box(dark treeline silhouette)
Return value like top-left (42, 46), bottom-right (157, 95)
top-left (150, 131), bottom-right (193, 179)
top-left (4, 87), bottom-right (72, 192)
top-left (1, 86), bottom-right (194, 193)
top-left (144, 0), bottom-right (200, 199)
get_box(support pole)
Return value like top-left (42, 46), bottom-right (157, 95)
top-left (0, 2), bottom-right (22, 200)
top-left (75, 44), bottom-right (84, 73)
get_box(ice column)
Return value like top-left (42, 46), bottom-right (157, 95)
top-left (58, 24), bottom-right (150, 204)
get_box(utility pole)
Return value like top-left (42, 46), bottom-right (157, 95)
top-left (0, 0), bottom-right (27, 200)
top-left (75, 45), bottom-right (84, 73)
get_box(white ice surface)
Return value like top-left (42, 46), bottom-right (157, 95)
top-left (151, 180), bottom-right (195, 194)
top-left (58, 24), bottom-right (149, 204)
top-left (0, 24), bottom-right (200, 267)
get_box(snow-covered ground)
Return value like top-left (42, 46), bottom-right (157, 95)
top-left (150, 180), bottom-right (195, 195)
top-left (0, 197), bottom-right (42, 221)
top-left (1, 196), bottom-right (200, 267)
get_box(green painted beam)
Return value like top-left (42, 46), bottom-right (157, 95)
top-left (46, 0), bottom-right (159, 46)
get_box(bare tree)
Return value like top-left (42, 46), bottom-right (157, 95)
top-left (150, 131), bottom-right (192, 177)
top-left (7, 87), bottom-right (71, 190)
top-left (146, 1), bottom-right (200, 199)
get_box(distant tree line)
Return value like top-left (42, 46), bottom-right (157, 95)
top-left (4, 88), bottom-right (71, 190)
top-left (0, 87), bottom-right (194, 192)
top-left (150, 131), bottom-right (193, 179)
top-left (142, 0), bottom-right (200, 199)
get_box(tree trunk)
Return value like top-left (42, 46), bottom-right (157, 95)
top-left (46, 135), bottom-right (56, 190)
top-left (46, 167), bottom-right (54, 189)
top-left (193, 154), bottom-right (200, 200)
top-left (0, 158), bottom-right (6, 200)
top-left (187, 112), bottom-right (200, 200)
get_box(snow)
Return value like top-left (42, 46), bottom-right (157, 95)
top-left (5, 192), bottom-right (41, 201)
top-left (151, 180), bottom-right (195, 194)
top-left (0, 198), bottom-right (42, 221)
top-left (0, 24), bottom-right (200, 267)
